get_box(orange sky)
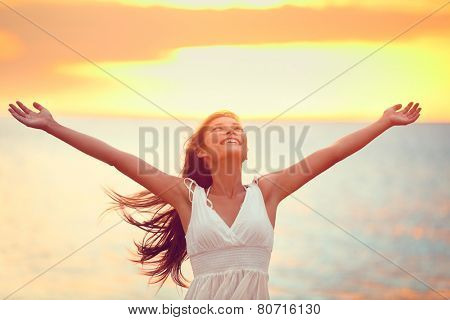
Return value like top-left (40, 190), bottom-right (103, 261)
top-left (0, 0), bottom-right (449, 121)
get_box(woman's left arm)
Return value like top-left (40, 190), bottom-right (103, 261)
top-left (333, 102), bottom-right (421, 160)
top-left (259, 102), bottom-right (421, 205)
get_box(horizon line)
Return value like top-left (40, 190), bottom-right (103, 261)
top-left (0, 113), bottom-right (448, 124)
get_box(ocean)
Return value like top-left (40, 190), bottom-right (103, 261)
top-left (0, 116), bottom-right (448, 299)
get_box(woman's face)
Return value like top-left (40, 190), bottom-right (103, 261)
top-left (198, 116), bottom-right (248, 169)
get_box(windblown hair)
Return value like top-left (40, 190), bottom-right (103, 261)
top-left (101, 110), bottom-right (242, 293)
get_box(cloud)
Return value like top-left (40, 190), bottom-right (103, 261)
top-left (1, 2), bottom-right (448, 119)
top-left (1, 3), bottom-right (448, 66)
top-left (6, 0), bottom-right (448, 11)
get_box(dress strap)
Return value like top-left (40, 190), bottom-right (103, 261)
top-left (205, 186), bottom-right (213, 209)
top-left (183, 177), bottom-right (197, 202)
top-left (253, 175), bottom-right (260, 185)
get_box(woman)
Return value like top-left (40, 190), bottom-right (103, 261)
top-left (7, 101), bottom-right (421, 299)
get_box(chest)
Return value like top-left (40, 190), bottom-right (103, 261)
top-left (207, 192), bottom-right (247, 228)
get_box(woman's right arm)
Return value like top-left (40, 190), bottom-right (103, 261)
top-left (8, 101), bottom-right (187, 207)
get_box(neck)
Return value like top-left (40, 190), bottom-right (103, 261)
top-left (208, 158), bottom-right (245, 198)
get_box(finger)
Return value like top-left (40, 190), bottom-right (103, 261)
top-left (409, 108), bottom-right (420, 119)
top-left (411, 112), bottom-right (420, 122)
top-left (402, 101), bottom-right (414, 114)
top-left (392, 104), bottom-right (402, 111)
top-left (9, 103), bottom-right (27, 117)
top-left (412, 107), bottom-right (422, 115)
top-left (8, 106), bottom-right (23, 118)
top-left (8, 108), bottom-right (29, 126)
top-left (33, 102), bottom-right (44, 111)
top-left (16, 100), bottom-right (33, 114)
top-left (408, 103), bottom-right (419, 116)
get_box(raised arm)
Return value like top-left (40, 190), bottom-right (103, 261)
top-left (7, 101), bottom-right (186, 207)
top-left (259, 102), bottom-right (422, 205)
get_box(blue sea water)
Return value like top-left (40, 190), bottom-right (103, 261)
top-left (0, 116), bottom-right (448, 299)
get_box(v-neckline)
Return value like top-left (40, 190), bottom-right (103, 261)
top-left (204, 183), bottom-right (251, 230)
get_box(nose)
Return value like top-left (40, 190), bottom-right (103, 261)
top-left (226, 126), bottom-right (240, 134)
top-left (226, 130), bottom-right (239, 138)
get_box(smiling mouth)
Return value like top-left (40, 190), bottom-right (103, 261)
top-left (221, 138), bottom-right (241, 145)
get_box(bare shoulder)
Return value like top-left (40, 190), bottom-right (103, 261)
top-left (175, 177), bottom-right (200, 234)
top-left (253, 173), bottom-right (281, 229)
top-left (167, 177), bottom-right (197, 209)
top-left (254, 173), bottom-right (282, 207)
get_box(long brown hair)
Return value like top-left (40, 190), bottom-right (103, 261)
top-left (101, 110), bottom-right (243, 294)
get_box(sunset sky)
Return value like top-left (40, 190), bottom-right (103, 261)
top-left (0, 0), bottom-right (449, 121)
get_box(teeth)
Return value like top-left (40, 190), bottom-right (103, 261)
top-left (223, 138), bottom-right (239, 144)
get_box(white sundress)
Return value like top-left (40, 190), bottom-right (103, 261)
top-left (182, 176), bottom-right (274, 300)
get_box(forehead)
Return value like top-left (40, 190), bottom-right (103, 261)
top-left (209, 116), bottom-right (241, 126)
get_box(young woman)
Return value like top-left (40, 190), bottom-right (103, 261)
top-left (7, 101), bottom-right (421, 299)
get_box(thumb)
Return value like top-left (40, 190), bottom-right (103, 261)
top-left (33, 102), bottom-right (44, 111)
top-left (392, 104), bottom-right (402, 111)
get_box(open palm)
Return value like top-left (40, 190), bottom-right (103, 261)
top-left (8, 101), bottom-right (55, 130)
top-left (383, 102), bottom-right (421, 126)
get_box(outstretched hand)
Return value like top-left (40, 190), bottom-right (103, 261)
top-left (382, 102), bottom-right (421, 127)
top-left (8, 101), bottom-right (55, 130)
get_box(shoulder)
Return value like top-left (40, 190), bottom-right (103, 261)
top-left (252, 174), bottom-right (281, 207)
top-left (183, 177), bottom-right (200, 192)
top-left (182, 177), bottom-right (203, 203)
